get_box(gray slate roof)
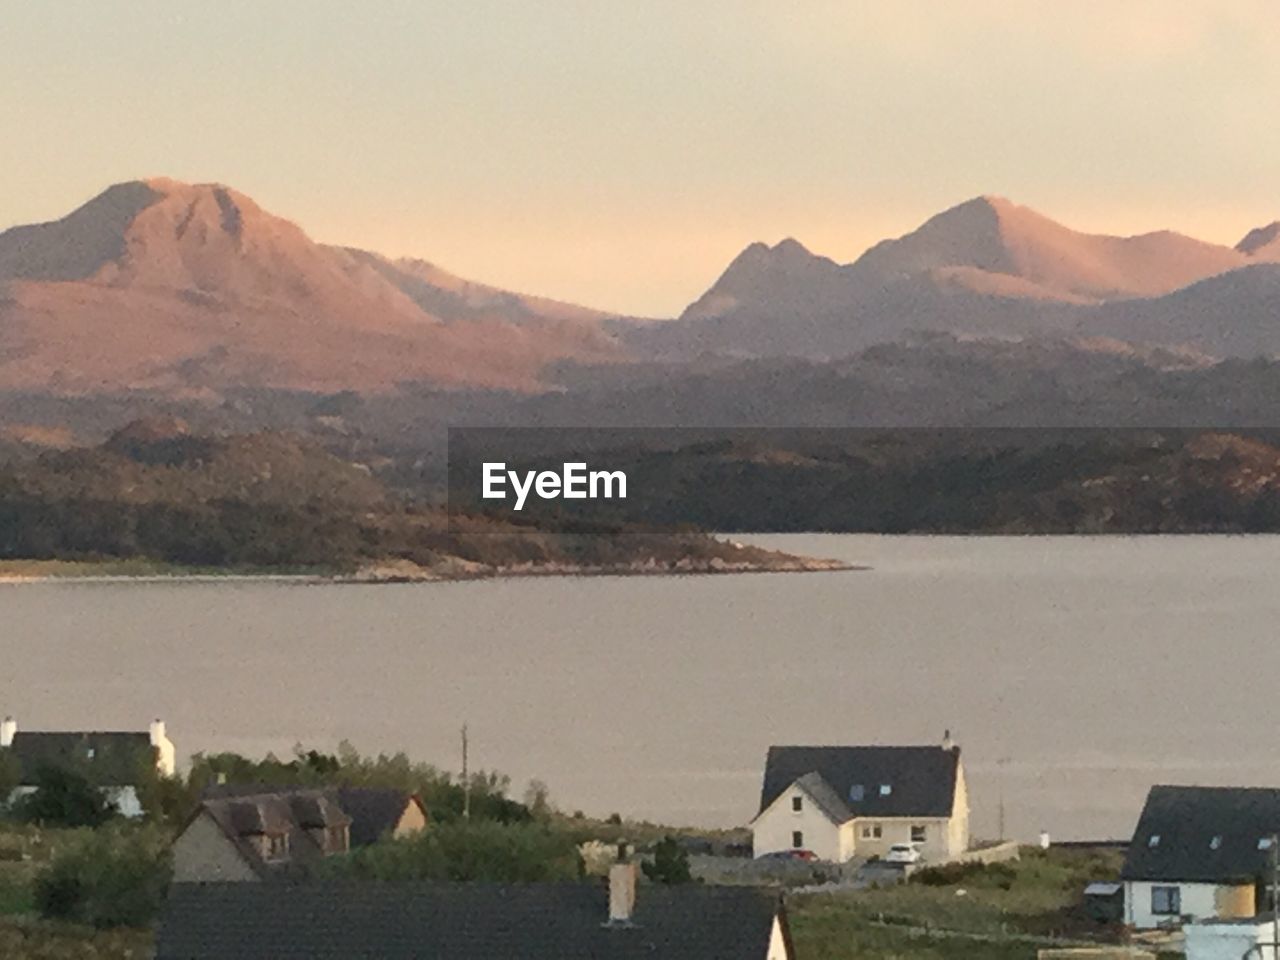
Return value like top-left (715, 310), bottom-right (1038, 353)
top-left (201, 784), bottom-right (423, 849)
top-left (1122, 785), bottom-right (1280, 883)
top-left (154, 881), bottom-right (789, 960)
top-left (5, 731), bottom-right (154, 787)
top-left (759, 745), bottom-right (961, 822)
top-left (196, 790), bottom-right (354, 879)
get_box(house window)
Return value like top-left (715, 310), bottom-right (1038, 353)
top-left (792, 831), bottom-right (804, 849)
top-left (1151, 886), bottom-right (1181, 916)
top-left (912, 825), bottom-right (927, 843)
top-left (849, 784), bottom-right (865, 802)
top-left (879, 784), bottom-right (892, 797)
top-left (861, 824), bottom-right (882, 839)
top-left (266, 834), bottom-right (289, 860)
top-left (1148, 835), bottom-right (1161, 848)
top-left (792, 796), bottom-right (803, 813)
top-left (86, 747), bottom-right (96, 760)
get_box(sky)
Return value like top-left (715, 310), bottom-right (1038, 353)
top-left (3, 0), bottom-right (1280, 316)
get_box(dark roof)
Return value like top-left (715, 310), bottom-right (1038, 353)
top-left (758, 745), bottom-right (961, 821)
top-left (198, 791), bottom-right (354, 879)
top-left (5, 731), bottom-right (154, 787)
top-left (334, 787), bottom-right (423, 847)
top-left (155, 881), bottom-right (788, 960)
top-left (201, 784), bottom-right (420, 849)
top-left (1122, 785), bottom-right (1280, 883)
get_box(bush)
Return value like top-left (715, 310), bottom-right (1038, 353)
top-left (14, 767), bottom-right (114, 828)
top-left (33, 827), bottom-right (172, 928)
top-left (330, 820), bottom-right (582, 882)
top-left (642, 836), bottom-right (693, 885)
top-left (911, 859), bottom-right (1018, 888)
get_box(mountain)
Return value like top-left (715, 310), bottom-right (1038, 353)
top-left (630, 198), bottom-right (1280, 360)
top-left (0, 179), bottom-right (621, 395)
top-left (851, 196), bottom-right (1247, 302)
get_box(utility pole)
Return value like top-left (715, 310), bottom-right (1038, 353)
top-left (1272, 833), bottom-right (1278, 960)
top-left (461, 724), bottom-right (470, 820)
top-left (997, 756), bottom-right (1010, 840)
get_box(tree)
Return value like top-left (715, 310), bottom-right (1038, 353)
top-left (34, 826), bottom-right (172, 928)
top-left (0, 748), bottom-right (20, 803)
top-left (15, 765), bottom-right (114, 827)
top-left (642, 835), bottom-right (693, 885)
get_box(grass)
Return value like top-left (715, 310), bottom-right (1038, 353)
top-left (788, 847), bottom-right (1128, 960)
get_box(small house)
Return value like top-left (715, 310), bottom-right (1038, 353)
top-left (1121, 785), bottom-right (1280, 929)
top-left (751, 733), bottom-right (969, 863)
top-left (0, 715), bottom-right (175, 818)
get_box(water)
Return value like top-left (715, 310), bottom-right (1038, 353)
top-left (3, 534), bottom-right (1278, 842)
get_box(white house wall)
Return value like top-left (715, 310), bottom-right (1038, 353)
top-left (1125, 881), bottom-right (1224, 929)
top-left (752, 785), bottom-right (844, 861)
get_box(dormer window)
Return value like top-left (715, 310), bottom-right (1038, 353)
top-left (86, 747), bottom-right (96, 760)
top-left (266, 834), bottom-right (289, 860)
top-left (1210, 836), bottom-right (1222, 850)
top-left (1148, 835), bottom-right (1161, 848)
top-left (849, 785), bottom-right (865, 802)
top-left (879, 784), bottom-right (892, 797)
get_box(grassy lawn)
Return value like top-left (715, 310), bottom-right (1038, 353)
top-left (789, 847), bottom-right (1128, 960)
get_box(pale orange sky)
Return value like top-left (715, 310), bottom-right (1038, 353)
top-left (4, 1), bottom-right (1279, 315)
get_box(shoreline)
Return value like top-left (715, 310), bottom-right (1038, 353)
top-left (0, 556), bottom-right (857, 585)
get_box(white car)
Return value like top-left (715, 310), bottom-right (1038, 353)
top-left (884, 843), bottom-right (923, 865)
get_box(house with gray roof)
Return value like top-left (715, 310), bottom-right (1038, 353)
top-left (0, 715), bottom-right (175, 818)
top-left (751, 733), bottom-right (969, 863)
top-left (1121, 785), bottom-right (1280, 929)
top-left (172, 786), bottom-right (428, 882)
top-left (155, 864), bottom-right (794, 959)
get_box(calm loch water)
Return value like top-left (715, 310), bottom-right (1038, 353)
top-left (4, 534), bottom-right (1279, 842)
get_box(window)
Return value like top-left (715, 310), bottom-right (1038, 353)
top-left (1210, 835), bottom-right (1222, 850)
top-left (792, 796), bottom-right (803, 813)
top-left (266, 834), bottom-right (289, 860)
top-left (860, 824), bottom-right (883, 839)
top-left (792, 831), bottom-right (804, 849)
top-left (879, 784), bottom-right (892, 797)
top-left (912, 825), bottom-right (927, 843)
top-left (1261, 837), bottom-right (1275, 851)
top-left (85, 747), bottom-right (96, 760)
top-left (849, 784), bottom-right (865, 802)
top-left (1151, 886), bottom-right (1180, 916)
top-left (1148, 834), bottom-right (1161, 848)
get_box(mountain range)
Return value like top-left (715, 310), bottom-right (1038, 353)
top-left (3, 179), bottom-right (1280, 435)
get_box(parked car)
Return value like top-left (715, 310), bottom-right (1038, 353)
top-left (884, 843), bottom-right (923, 864)
top-left (759, 849), bottom-right (818, 862)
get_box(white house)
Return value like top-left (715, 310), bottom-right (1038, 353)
top-left (751, 734), bottom-right (969, 863)
top-left (1, 715), bottom-right (176, 818)
top-left (1122, 785), bottom-right (1279, 930)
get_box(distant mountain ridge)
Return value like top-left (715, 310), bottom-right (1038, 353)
top-left (0, 179), bottom-right (622, 395)
top-left (636, 196), bottom-right (1280, 361)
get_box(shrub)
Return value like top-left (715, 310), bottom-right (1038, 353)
top-left (33, 826), bottom-right (172, 928)
top-left (911, 859), bottom-right (1018, 888)
top-left (14, 767), bottom-right (114, 828)
top-left (331, 819), bottom-right (583, 883)
top-left (642, 836), bottom-right (694, 885)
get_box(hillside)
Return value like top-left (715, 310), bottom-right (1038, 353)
top-left (0, 180), bottom-right (622, 395)
top-left (0, 422), bottom-right (831, 578)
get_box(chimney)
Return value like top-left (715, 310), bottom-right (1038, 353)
top-left (149, 719), bottom-right (166, 745)
top-left (607, 844), bottom-right (637, 926)
top-left (942, 728), bottom-right (954, 752)
top-left (1038, 831), bottom-right (1051, 850)
top-left (0, 716), bottom-right (14, 748)
top-left (149, 719), bottom-right (177, 777)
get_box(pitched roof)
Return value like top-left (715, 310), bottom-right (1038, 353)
top-left (5, 731), bottom-right (154, 787)
top-left (758, 745), bottom-right (961, 822)
top-left (201, 784), bottom-right (421, 849)
top-left (155, 881), bottom-right (789, 960)
top-left (1122, 785), bottom-right (1280, 883)
top-left (196, 791), bottom-right (353, 879)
